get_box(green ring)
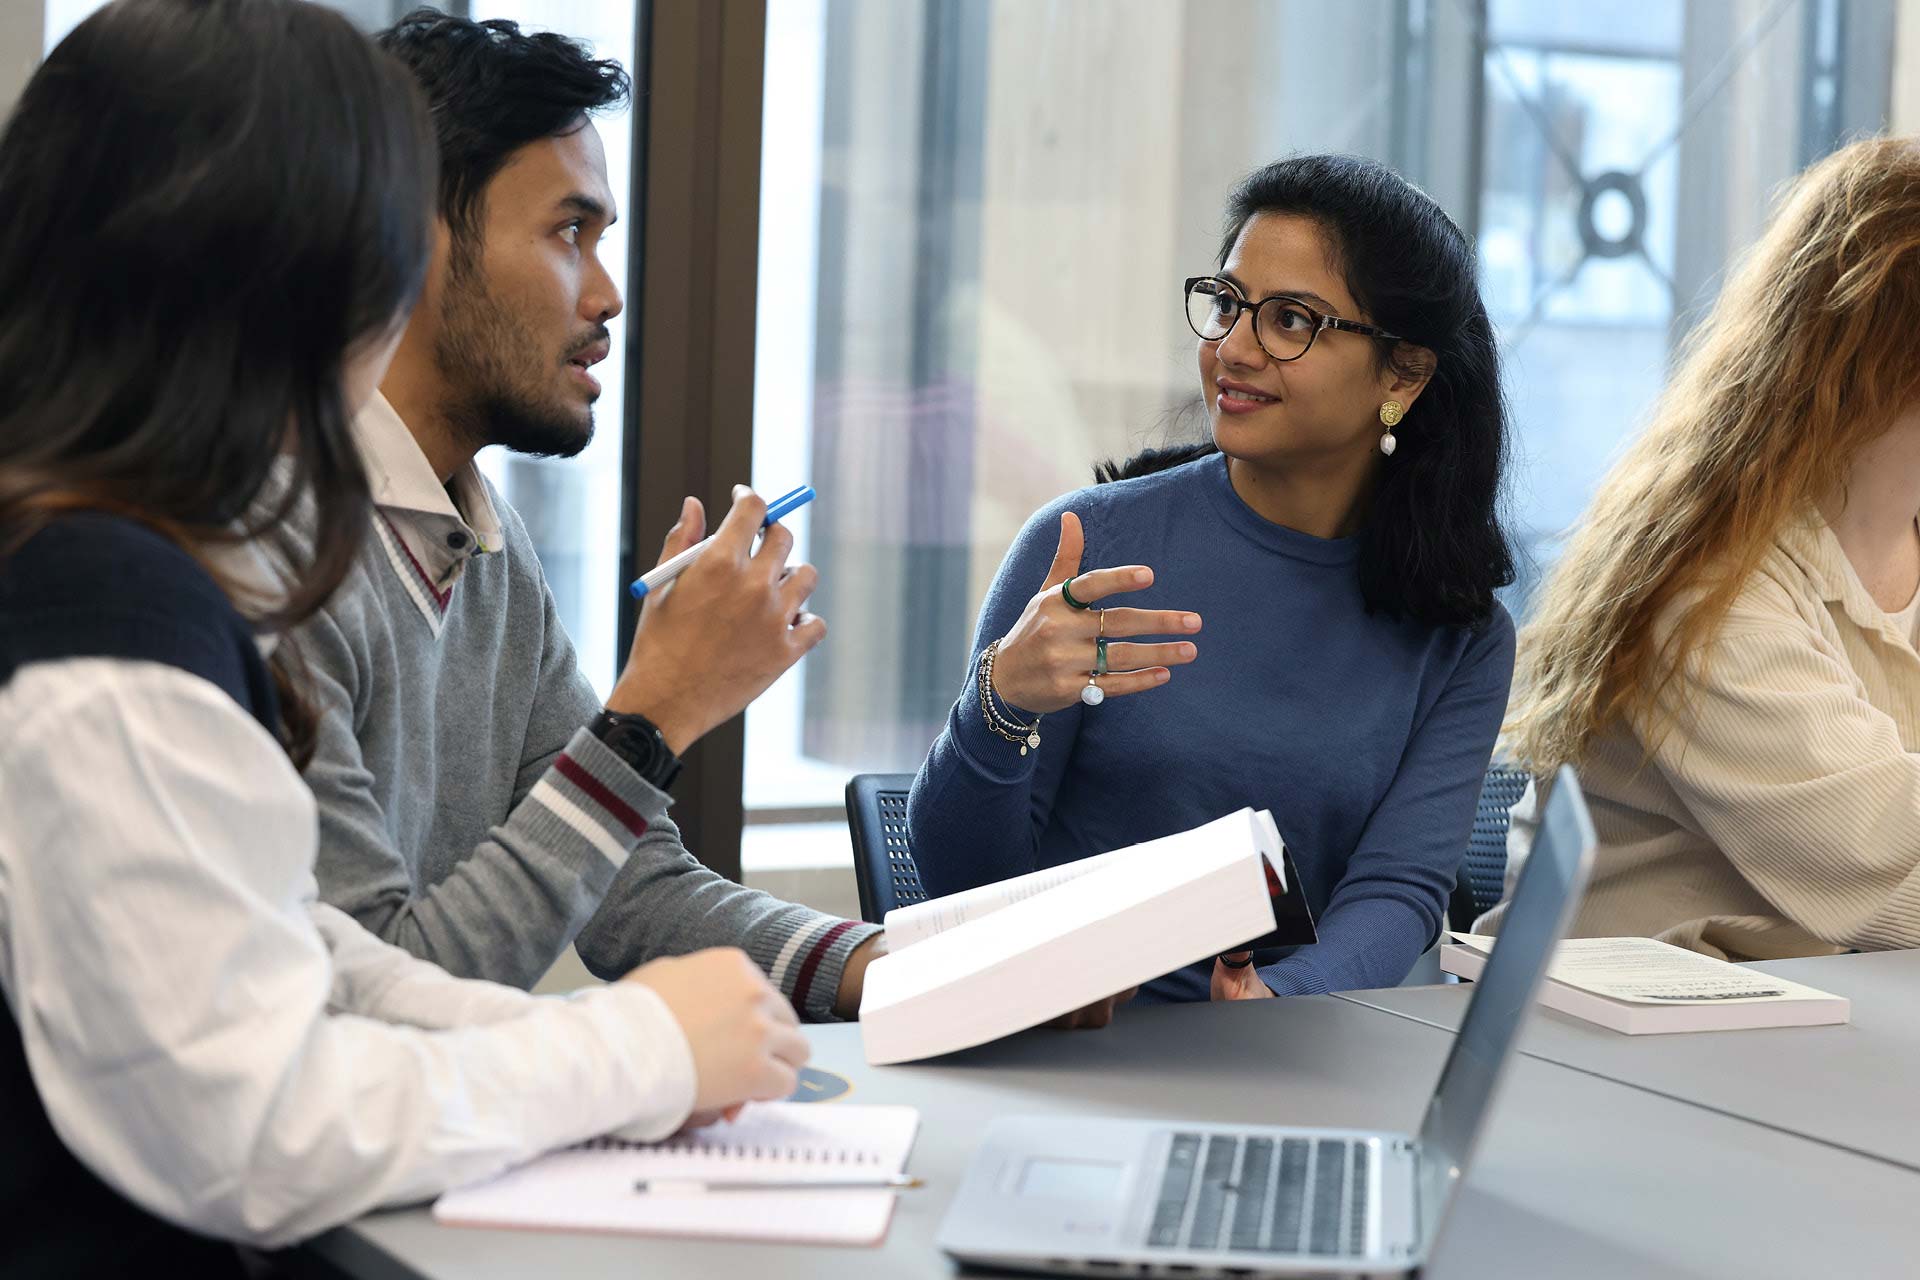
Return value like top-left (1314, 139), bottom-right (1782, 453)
top-left (1094, 638), bottom-right (1109, 677)
top-left (1060, 577), bottom-right (1093, 610)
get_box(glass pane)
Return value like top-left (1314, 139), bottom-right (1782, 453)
top-left (1488, 0), bottom-right (1683, 55)
top-left (470, 0), bottom-right (637, 697)
top-left (1482, 0), bottom-right (1893, 605)
top-left (1479, 49), bottom-right (1680, 323)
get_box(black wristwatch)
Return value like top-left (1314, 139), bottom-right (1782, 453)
top-left (588, 709), bottom-right (683, 792)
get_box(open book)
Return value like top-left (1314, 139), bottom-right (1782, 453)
top-left (1441, 933), bottom-right (1850, 1034)
top-left (860, 808), bottom-right (1316, 1065)
top-left (432, 1102), bottom-right (920, 1246)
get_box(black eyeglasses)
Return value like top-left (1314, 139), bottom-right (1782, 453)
top-left (1183, 276), bottom-right (1401, 362)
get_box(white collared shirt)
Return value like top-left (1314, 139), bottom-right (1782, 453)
top-left (351, 392), bottom-right (503, 627)
top-left (0, 656), bottom-right (698, 1247)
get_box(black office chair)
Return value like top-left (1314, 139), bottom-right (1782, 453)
top-left (845, 765), bottom-right (1533, 931)
top-left (1448, 764), bottom-right (1532, 931)
top-left (845, 773), bottom-right (926, 924)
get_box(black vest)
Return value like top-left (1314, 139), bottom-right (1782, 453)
top-left (0, 516), bottom-right (278, 1278)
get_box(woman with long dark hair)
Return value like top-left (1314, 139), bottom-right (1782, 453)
top-left (910, 154), bottom-right (1515, 1004)
top-left (0, 2), bottom-right (802, 1272)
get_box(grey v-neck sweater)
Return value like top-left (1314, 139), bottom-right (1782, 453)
top-left (297, 481), bottom-right (876, 1017)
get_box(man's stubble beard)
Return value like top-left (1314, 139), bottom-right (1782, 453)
top-left (432, 245), bottom-right (594, 461)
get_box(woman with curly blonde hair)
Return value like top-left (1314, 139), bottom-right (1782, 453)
top-left (1499, 136), bottom-right (1920, 961)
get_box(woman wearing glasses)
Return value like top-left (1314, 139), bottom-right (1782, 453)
top-left (1498, 137), bottom-right (1920, 960)
top-left (909, 154), bottom-right (1515, 1005)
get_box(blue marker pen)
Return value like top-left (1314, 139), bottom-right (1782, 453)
top-left (628, 485), bottom-right (816, 599)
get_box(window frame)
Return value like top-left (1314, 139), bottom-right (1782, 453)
top-left (620, 0), bottom-right (768, 881)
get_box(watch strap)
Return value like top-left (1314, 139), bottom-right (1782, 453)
top-left (588, 709), bottom-right (683, 792)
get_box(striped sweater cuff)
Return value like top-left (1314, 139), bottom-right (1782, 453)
top-left (746, 912), bottom-right (884, 1023)
top-left (508, 727), bottom-right (672, 889)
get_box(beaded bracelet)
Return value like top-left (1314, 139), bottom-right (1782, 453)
top-left (978, 640), bottom-right (1042, 756)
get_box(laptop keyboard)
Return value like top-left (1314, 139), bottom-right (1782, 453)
top-left (1146, 1133), bottom-right (1372, 1256)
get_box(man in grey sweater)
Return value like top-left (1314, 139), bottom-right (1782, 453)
top-left (298, 10), bottom-right (884, 1020)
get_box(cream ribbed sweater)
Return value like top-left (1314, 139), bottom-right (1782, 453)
top-left (1500, 511), bottom-right (1920, 961)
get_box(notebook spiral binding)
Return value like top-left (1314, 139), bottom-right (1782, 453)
top-left (576, 1135), bottom-right (879, 1163)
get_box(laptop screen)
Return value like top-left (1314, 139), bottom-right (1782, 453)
top-left (1412, 766), bottom-right (1596, 1238)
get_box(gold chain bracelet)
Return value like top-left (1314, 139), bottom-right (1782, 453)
top-left (978, 640), bottom-right (1042, 755)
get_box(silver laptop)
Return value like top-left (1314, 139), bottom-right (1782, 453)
top-left (937, 765), bottom-right (1596, 1278)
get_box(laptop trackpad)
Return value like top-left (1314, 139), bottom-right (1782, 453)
top-left (1016, 1158), bottom-right (1126, 1202)
top-left (938, 1118), bottom-right (1157, 1258)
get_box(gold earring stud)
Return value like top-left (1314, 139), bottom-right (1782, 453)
top-left (1378, 400), bottom-right (1403, 457)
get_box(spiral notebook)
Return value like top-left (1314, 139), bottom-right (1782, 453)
top-left (432, 1103), bottom-right (921, 1246)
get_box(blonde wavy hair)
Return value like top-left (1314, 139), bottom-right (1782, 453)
top-left (1505, 136), bottom-right (1920, 774)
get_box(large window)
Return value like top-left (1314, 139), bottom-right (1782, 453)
top-left (741, 0), bottom-right (1896, 874)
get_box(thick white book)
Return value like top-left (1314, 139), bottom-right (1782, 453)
top-left (432, 1102), bottom-right (920, 1246)
top-left (1440, 932), bottom-right (1851, 1034)
top-left (859, 808), bottom-right (1314, 1065)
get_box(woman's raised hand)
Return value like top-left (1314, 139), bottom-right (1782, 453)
top-left (988, 512), bottom-right (1202, 714)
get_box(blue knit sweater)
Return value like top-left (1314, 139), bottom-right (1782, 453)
top-left (908, 452), bottom-right (1514, 1002)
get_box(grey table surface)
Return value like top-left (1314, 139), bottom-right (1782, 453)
top-left (1334, 948), bottom-right (1920, 1173)
top-left (303, 990), bottom-right (1920, 1280)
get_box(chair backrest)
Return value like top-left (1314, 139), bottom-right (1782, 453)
top-left (849, 767), bottom-right (1527, 931)
top-left (1449, 764), bottom-right (1532, 930)
top-left (844, 773), bottom-right (926, 924)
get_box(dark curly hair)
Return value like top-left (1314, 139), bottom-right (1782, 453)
top-left (378, 7), bottom-right (630, 249)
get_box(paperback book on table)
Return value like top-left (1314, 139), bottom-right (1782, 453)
top-left (858, 808), bottom-right (1317, 1065)
top-left (1440, 932), bottom-right (1850, 1034)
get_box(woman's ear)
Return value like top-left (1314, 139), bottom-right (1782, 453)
top-left (1385, 343), bottom-right (1438, 411)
